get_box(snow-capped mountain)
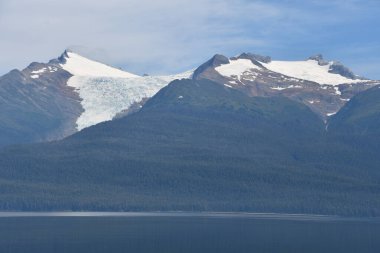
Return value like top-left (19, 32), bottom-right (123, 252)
top-left (1, 50), bottom-right (379, 147)
top-left (2, 51), bottom-right (380, 214)
top-left (0, 50), bottom-right (193, 146)
top-left (193, 53), bottom-right (379, 118)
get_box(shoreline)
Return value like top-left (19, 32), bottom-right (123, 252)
top-left (0, 211), bottom-right (378, 221)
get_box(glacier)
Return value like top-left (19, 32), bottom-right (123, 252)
top-left (61, 52), bottom-right (193, 130)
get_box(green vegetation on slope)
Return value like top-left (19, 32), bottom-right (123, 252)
top-left (0, 80), bottom-right (379, 216)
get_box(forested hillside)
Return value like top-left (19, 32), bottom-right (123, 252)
top-left (0, 79), bottom-right (379, 216)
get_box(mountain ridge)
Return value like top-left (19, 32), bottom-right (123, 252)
top-left (193, 52), bottom-right (379, 120)
top-left (0, 50), bottom-right (379, 148)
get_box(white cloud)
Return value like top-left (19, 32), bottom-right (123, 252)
top-left (0, 0), bottom-right (276, 74)
top-left (0, 0), bottom-right (379, 78)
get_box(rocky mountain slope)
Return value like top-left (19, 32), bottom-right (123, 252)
top-left (193, 53), bottom-right (379, 119)
top-left (2, 51), bottom-right (378, 148)
top-left (0, 61), bottom-right (82, 147)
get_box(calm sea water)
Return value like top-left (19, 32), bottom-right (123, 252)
top-left (0, 212), bottom-right (379, 253)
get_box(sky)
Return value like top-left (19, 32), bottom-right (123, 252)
top-left (0, 0), bottom-right (379, 79)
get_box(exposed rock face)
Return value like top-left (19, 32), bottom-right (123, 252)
top-left (231, 53), bottom-right (271, 64)
top-left (309, 54), bottom-right (362, 80)
top-left (308, 54), bottom-right (329, 65)
top-left (329, 61), bottom-right (359, 80)
top-left (193, 53), bottom-right (379, 120)
top-left (192, 54), bottom-right (230, 81)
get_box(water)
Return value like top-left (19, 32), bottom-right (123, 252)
top-left (0, 212), bottom-right (379, 253)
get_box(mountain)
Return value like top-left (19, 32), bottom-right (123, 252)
top-left (0, 61), bottom-right (81, 147)
top-left (0, 50), bottom-right (192, 147)
top-left (328, 84), bottom-right (380, 135)
top-left (0, 78), bottom-right (380, 216)
top-left (1, 51), bottom-right (378, 148)
top-left (1, 51), bottom-right (380, 216)
top-left (193, 53), bottom-right (379, 119)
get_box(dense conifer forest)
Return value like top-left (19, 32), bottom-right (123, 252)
top-left (0, 80), bottom-right (379, 216)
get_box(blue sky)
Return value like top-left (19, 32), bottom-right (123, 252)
top-left (0, 0), bottom-right (379, 79)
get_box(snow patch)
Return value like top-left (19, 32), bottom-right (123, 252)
top-left (271, 86), bottom-right (286, 91)
top-left (271, 85), bottom-right (302, 91)
top-left (327, 112), bottom-right (337, 117)
top-left (48, 66), bottom-right (58, 73)
top-left (215, 59), bottom-right (261, 81)
top-left (31, 68), bottom-right (47, 74)
top-left (224, 84), bottom-right (233, 88)
top-left (288, 85), bottom-right (302, 89)
top-left (334, 87), bottom-right (342, 95)
top-left (31, 67), bottom-right (57, 76)
top-left (262, 59), bottom-right (370, 86)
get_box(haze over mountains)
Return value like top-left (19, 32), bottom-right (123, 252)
top-left (0, 50), bottom-right (379, 216)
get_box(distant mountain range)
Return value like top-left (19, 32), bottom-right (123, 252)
top-left (1, 50), bottom-right (378, 147)
top-left (0, 50), bottom-right (379, 216)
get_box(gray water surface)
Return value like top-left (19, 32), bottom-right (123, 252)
top-left (0, 212), bottom-right (379, 253)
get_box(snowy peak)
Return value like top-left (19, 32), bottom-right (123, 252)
top-left (192, 54), bottom-right (229, 79)
top-left (193, 52), bottom-right (379, 120)
top-left (60, 50), bottom-right (139, 78)
top-left (192, 53), bottom-right (268, 81)
top-left (52, 50), bottom-right (194, 131)
top-left (215, 58), bottom-right (261, 81)
top-left (0, 49), bottom-right (379, 148)
top-left (209, 52), bottom-right (370, 86)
